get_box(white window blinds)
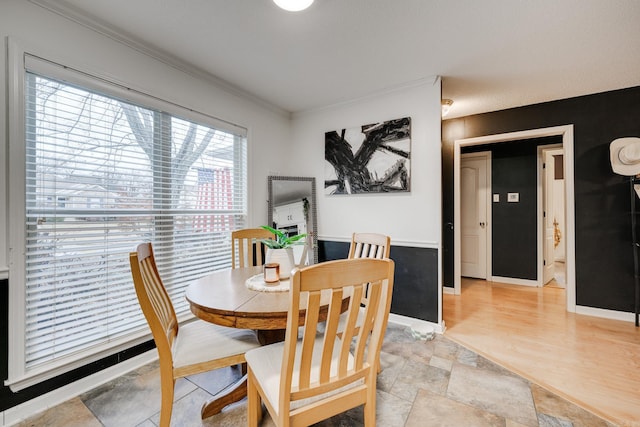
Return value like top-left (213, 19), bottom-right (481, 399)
top-left (8, 57), bottom-right (247, 388)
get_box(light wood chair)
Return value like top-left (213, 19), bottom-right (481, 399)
top-left (246, 258), bottom-right (395, 427)
top-left (129, 242), bottom-right (260, 427)
top-left (348, 232), bottom-right (391, 260)
top-left (231, 228), bottom-right (275, 269)
top-left (346, 232), bottom-right (391, 373)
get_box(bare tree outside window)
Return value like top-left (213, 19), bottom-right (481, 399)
top-left (21, 73), bottom-right (245, 368)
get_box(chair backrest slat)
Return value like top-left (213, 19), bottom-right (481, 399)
top-left (353, 279), bottom-right (383, 369)
top-left (299, 291), bottom-right (321, 389)
top-left (319, 288), bottom-right (344, 383)
top-left (337, 283), bottom-right (363, 376)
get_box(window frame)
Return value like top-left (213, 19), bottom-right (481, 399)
top-left (7, 46), bottom-right (249, 390)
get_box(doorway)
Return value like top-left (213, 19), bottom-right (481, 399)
top-left (453, 125), bottom-right (576, 312)
top-left (460, 152), bottom-right (490, 280)
top-left (541, 146), bottom-right (566, 287)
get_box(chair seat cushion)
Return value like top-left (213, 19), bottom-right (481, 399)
top-left (246, 335), bottom-right (359, 415)
top-left (173, 320), bottom-right (260, 369)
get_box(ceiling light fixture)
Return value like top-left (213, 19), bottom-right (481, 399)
top-left (273, 0), bottom-right (314, 11)
top-left (441, 99), bottom-right (453, 117)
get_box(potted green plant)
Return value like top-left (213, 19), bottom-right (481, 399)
top-left (260, 225), bottom-right (307, 279)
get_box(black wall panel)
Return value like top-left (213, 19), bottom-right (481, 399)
top-left (319, 240), bottom-right (439, 322)
top-left (318, 239), bottom-right (350, 261)
top-left (387, 246), bottom-right (439, 322)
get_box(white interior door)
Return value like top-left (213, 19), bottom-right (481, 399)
top-left (541, 147), bottom-right (566, 287)
top-left (461, 154), bottom-right (488, 279)
top-left (542, 150), bottom-right (555, 285)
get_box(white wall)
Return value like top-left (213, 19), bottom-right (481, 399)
top-left (0, 0), bottom-right (291, 277)
top-left (0, 1), bottom-right (443, 273)
top-left (289, 80), bottom-right (442, 246)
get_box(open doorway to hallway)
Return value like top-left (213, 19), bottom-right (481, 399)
top-left (453, 125), bottom-right (576, 312)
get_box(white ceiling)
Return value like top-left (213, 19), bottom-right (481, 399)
top-left (35, 0), bottom-right (640, 118)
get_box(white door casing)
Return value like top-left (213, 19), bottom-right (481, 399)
top-left (461, 154), bottom-right (489, 279)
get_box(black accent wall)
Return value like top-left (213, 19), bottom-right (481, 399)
top-left (443, 86), bottom-right (640, 313)
top-left (318, 240), bottom-right (439, 322)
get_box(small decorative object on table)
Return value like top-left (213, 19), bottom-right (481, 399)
top-left (245, 274), bottom-right (290, 292)
top-left (263, 263), bottom-right (280, 283)
top-left (260, 225), bottom-right (307, 279)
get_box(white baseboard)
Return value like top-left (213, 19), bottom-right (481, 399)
top-left (490, 276), bottom-right (538, 287)
top-left (1, 350), bottom-right (157, 427)
top-left (575, 305), bottom-right (638, 323)
top-left (388, 313), bottom-right (445, 334)
top-left (443, 286), bottom-right (455, 295)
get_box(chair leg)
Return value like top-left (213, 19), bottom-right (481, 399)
top-left (159, 375), bottom-right (175, 427)
top-left (363, 378), bottom-right (377, 426)
top-left (247, 370), bottom-right (261, 426)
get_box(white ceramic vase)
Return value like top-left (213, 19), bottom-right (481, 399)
top-left (265, 247), bottom-right (295, 279)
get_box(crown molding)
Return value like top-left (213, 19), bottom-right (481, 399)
top-left (28, 0), bottom-right (290, 118)
top-left (292, 76), bottom-right (438, 119)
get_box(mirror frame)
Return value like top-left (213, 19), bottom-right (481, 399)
top-left (267, 176), bottom-right (318, 264)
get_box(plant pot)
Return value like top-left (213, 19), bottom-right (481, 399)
top-left (265, 248), bottom-right (295, 279)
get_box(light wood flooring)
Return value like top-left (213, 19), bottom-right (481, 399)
top-left (443, 277), bottom-right (640, 427)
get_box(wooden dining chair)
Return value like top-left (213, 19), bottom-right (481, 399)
top-left (231, 228), bottom-right (275, 269)
top-left (246, 258), bottom-right (395, 427)
top-left (129, 242), bottom-right (260, 427)
top-left (345, 232), bottom-right (391, 373)
top-left (348, 232), bottom-right (391, 260)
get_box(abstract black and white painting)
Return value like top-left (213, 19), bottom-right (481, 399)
top-left (324, 117), bottom-right (411, 195)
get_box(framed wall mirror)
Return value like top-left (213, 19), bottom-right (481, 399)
top-left (267, 176), bottom-right (318, 265)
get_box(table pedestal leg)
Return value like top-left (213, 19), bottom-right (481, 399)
top-left (201, 373), bottom-right (247, 419)
top-left (201, 330), bottom-right (286, 419)
top-left (257, 329), bottom-right (286, 345)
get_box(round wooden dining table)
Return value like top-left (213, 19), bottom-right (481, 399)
top-left (188, 265), bottom-right (289, 343)
top-left (184, 265), bottom-right (350, 419)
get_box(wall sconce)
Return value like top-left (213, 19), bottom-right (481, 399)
top-left (273, 0), bottom-right (314, 11)
top-left (441, 99), bottom-right (453, 117)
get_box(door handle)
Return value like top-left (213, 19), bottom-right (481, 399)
top-left (479, 222), bottom-right (486, 228)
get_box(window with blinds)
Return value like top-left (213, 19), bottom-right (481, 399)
top-left (10, 63), bottom-right (247, 385)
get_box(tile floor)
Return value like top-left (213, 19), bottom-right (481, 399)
top-left (15, 323), bottom-right (615, 427)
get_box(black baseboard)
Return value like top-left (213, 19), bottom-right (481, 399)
top-left (1, 278), bottom-right (155, 412)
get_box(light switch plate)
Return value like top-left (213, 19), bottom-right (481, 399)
top-left (507, 192), bottom-right (519, 202)
top-left (493, 194), bottom-right (500, 202)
